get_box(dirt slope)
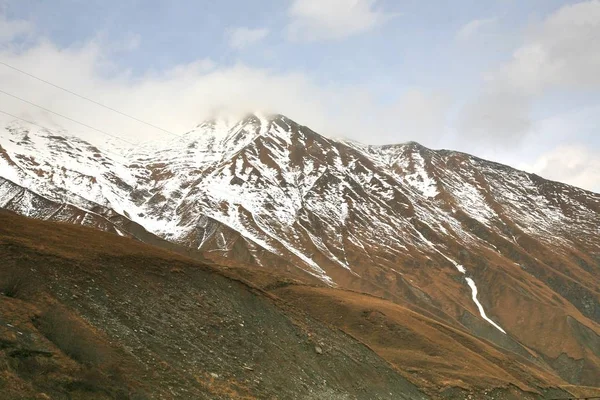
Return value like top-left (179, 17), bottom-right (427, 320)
top-left (1, 211), bottom-right (599, 399)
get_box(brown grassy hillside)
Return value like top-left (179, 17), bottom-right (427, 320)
top-left (0, 210), bottom-right (598, 399)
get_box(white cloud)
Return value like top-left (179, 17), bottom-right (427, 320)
top-left (458, 90), bottom-right (532, 144)
top-left (456, 17), bottom-right (496, 41)
top-left (90, 32), bottom-right (142, 54)
top-left (0, 6), bottom-right (597, 193)
top-left (287, 0), bottom-right (396, 41)
top-left (118, 33), bottom-right (142, 52)
top-left (227, 27), bottom-right (269, 49)
top-left (523, 145), bottom-right (600, 193)
top-left (381, 89), bottom-right (450, 144)
top-left (494, 0), bottom-right (600, 94)
top-left (459, 0), bottom-right (600, 146)
top-left (0, 13), bottom-right (33, 43)
top-left (0, 36), bottom-right (448, 148)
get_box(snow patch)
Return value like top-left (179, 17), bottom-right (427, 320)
top-left (465, 277), bottom-right (506, 334)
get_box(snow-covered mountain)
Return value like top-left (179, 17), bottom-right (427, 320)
top-left (1, 113), bottom-right (600, 387)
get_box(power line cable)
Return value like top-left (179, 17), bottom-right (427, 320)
top-left (0, 108), bottom-right (136, 160)
top-left (0, 60), bottom-right (181, 138)
top-left (0, 89), bottom-right (137, 146)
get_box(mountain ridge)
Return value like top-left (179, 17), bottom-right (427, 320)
top-left (1, 113), bottom-right (600, 388)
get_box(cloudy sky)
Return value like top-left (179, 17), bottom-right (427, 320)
top-left (0, 0), bottom-right (599, 192)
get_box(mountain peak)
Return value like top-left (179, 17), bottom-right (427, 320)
top-left (195, 111), bottom-right (283, 127)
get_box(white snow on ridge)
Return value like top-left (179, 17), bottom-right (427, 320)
top-left (2, 113), bottom-right (599, 295)
top-left (402, 152), bottom-right (439, 198)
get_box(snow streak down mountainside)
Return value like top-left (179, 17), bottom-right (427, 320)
top-left (1, 114), bottom-right (600, 386)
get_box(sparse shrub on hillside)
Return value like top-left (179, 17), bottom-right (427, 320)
top-left (9, 351), bottom-right (58, 379)
top-left (66, 366), bottom-right (116, 394)
top-left (0, 263), bottom-right (40, 299)
top-left (34, 307), bottom-right (111, 367)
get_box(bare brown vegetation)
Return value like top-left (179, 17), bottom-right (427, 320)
top-left (0, 263), bottom-right (40, 299)
top-left (0, 210), bottom-right (598, 399)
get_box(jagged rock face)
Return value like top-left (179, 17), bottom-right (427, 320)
top-left (1, 114), bottom-right (600, 386)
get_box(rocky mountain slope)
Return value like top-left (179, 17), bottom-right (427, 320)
top-left (1, 114), bottom-right (599, 391)
top-left (2, 210), bottom-right (599, 400)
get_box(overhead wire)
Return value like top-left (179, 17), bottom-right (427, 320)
top-left (0, 61), bottom-right (190, 198)
top-left (0, 108), bottom-right (136, 161)
top-left (0, 88), bottom-right (138, 146)
top-left (0, 60), bottom-right (181, 138)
